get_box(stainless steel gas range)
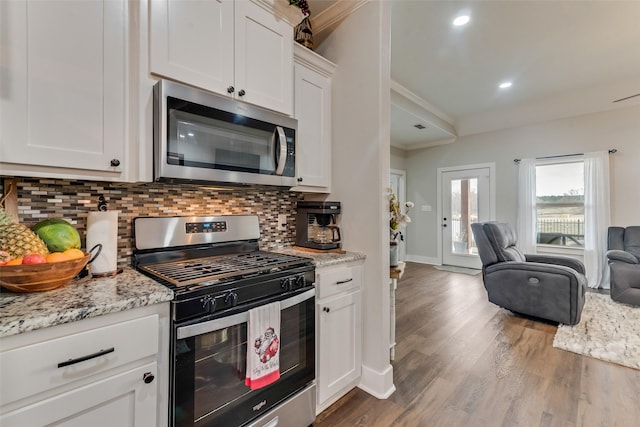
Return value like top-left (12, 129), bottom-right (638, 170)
top-left (133, 215), bottom-right (316, 427)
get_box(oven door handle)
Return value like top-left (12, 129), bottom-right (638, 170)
top-left (176, 288), bottom-right (315, 339)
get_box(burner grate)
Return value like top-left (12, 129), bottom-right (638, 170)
top-left (139, 251), bottom-right (310, 287)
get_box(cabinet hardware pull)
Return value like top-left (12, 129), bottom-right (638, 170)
top-left (57, 347), bottom-right (115, 368)
top-left (335, 278), bottom-right (353, 285)
top-left (323, 307), bottom-right (330, 313)
top-left (143, 372), bottom-right (155, 384)
top-left (227, 86), bottom-right (235, 94)
top-left (238, 89), bottom-right (246, 96)
top-left (110, 159), bottom-right (120, 167)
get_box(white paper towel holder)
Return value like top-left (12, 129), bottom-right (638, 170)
top-left (85, 243), bottom-right (123, 278)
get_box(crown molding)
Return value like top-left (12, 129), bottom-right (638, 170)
top-left (390, 80), bottom-right (455, 126)
top-left (294, 43), bottom-right (337, 77)
top-left (312, 0), bottom-right (370, 35)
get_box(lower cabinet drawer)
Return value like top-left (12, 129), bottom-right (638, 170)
top-left (0, 314), bottom-right (159, 407)
top-left (316, 264), bottom-right (361, 299)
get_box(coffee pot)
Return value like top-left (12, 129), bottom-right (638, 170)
top-left (295, 201), bottom-right (342, 250)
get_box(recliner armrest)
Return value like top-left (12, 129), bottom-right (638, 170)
top-left (524, 254), bottom-right (586, 274)
top-left (606, 249), bottom-right (639, 264)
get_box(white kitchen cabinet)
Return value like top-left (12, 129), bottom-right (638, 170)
top-left (150, 0), bottom-right (294, 115)
top-left (291, 44), bottom-right (336, 192)
top-left (0, 0), bottom-right (136, 181)
top-left (0, 362), bottom-right (157, 427)
top-left (316, 262), bottom-right (363, 414)
top-left (0, 303), bottom-right (170, 427)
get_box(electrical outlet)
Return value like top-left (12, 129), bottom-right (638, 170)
top-left (277, 214), bottom-right (287, 231)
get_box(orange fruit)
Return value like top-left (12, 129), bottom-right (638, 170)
top-left (46, 252), bottom-right (70, 263)
top-left (63, 248), bottom-right (85, 260)
top-left (6, 257), bottom-right (23, 266)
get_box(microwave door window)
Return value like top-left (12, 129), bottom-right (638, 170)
top-left (168, 110), bottom-right (276, 174)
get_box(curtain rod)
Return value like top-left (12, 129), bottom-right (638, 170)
top-left (513, 149), bottom-right (617, 165)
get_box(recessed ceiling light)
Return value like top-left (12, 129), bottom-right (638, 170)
top-left (499, 81), bottom-right (513, 89)
top-left (453, 15), bottom-right (470, 26)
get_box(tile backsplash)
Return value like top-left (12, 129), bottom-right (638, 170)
top-left (1, 178), bottom-right (303, 269)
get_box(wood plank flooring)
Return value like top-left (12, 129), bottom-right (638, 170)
top-left (315, 263), bottom-right (640, 427)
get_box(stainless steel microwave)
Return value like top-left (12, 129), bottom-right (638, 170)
top-left (153, 80), bottom-right (297, 187)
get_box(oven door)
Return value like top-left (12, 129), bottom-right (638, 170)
top-left (172, 288), bottom-right (315, 427)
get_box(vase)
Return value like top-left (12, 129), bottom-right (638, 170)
top-left (294, 16), bottom-right (313, 50)
top-left (390, 241), bottom-right (399, 267)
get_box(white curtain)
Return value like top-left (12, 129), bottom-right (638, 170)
top-left (584, 151), bottom-right (611, 288)
top-left (517, 158), bottom-right (537, 254)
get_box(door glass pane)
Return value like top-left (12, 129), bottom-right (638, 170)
top-left (450, 178), bottom-right (478, 254)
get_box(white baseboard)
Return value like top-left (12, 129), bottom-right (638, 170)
top-left (358, 363), bottom-right (395, 399)
top-left (405, 254), bottom-right (440, 265)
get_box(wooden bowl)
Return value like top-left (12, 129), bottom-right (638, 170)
top-left (0, 254), bottom-right (90, 293)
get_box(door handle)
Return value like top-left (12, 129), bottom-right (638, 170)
top-left (273, 126), bottom-right (287, 176)
top-left (58, 347), bottom-right (115, 368)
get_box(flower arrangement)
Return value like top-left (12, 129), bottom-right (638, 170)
top-left (288, 0), bottom-right (310, 16)
top-left (389, 189), bottom-right (414, 241)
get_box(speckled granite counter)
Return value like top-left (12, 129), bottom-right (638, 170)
top-left (272, 248), bottom-right (366, 268)
top-left (0, 268), bottom-right (173, 338)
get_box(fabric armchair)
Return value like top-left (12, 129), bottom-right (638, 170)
top-left (471, 222), bottom-right (587, 325)
top-left (606, 226), bottom-right (640, 306)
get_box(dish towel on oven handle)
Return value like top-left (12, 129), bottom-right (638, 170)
top-left (245, 301), bottom-right (281, 390)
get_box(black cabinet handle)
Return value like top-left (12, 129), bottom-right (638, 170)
top-left (110, 159), bottom-right (120, 167)
top-left (336, 278), bottom-right (353, 285)
top-left (297, 177), bottom-right (303, 182)
top-left (143, 372), bottom-right (155, 384)
top-left (323, 307), bottom-right (330, 313)
top-left (58, 347), bottom-right (115, 368)
top-left (238, 89), bottom-right (246, 96)
top-left (227, 86), bottom-right (235, 94)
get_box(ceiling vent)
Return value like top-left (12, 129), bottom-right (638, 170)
top-left (414, 124), bottom-right (427, 130)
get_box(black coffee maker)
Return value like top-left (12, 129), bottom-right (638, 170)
top-left (295, 201), bottom-right (342, 250)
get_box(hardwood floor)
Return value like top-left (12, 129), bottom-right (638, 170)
top-left (315, 263), bottom-right (640, 427)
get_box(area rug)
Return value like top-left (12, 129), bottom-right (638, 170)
top-left (553, 292), bottom-right (640, 370)
top-left (433, 265), bottom-right (481, 276)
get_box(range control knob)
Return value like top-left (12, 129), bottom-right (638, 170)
top-left (280, 277), bottom-right (293, 291)
top-left (201, 295), bottom-right (216, 313)
top-left (295, 275), bottom-right (306, 289)
top-left (225, 292), bottom-right (238, 307)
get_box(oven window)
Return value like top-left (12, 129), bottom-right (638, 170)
top-left (173, 297), bottom-right (314, 427)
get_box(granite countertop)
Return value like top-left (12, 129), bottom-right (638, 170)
top-left (0, 249), bottom-right (363, 339)
top-left (272, 247), bottom-right (366, 268)
top-left (0, 268), bottom-right (174, 338)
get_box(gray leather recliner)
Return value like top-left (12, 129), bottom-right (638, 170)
top-left (606, 226), bottom-right (640, 306)
top-left (471, 222), bottom-right (587, 325)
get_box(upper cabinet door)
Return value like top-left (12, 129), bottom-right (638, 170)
top-left (234, 1), bottom-right (293, 115)
top-left (0, 0), bottom-right (127, 176)
top-left (149, 0), bottom-right (235, 96)
top-left (149, 0), bottom-right (293, 116)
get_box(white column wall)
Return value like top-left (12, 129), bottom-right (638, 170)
top-left (316, 1), bottom-right (395, 398)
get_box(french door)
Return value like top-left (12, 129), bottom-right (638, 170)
top-left (440, 165), bottom-right (494, 269)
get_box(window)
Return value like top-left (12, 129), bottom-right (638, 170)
top-left (535, 160), bottom-right (584, 247)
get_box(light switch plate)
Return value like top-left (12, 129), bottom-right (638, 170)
top-left (277, 214), bottom-right (287, 231)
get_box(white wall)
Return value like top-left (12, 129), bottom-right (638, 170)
top-left (405, 105), bottom-right (640, 260)
top-left (390, 146), bottom-right (407, 171)
top-left (316, 1), bottom-right (395, 398)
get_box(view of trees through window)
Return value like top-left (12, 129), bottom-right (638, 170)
top-left (536, 161), bottom-right (584, 247)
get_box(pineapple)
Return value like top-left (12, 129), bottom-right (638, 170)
top-left (0, 207), bottom-right (49, 258)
